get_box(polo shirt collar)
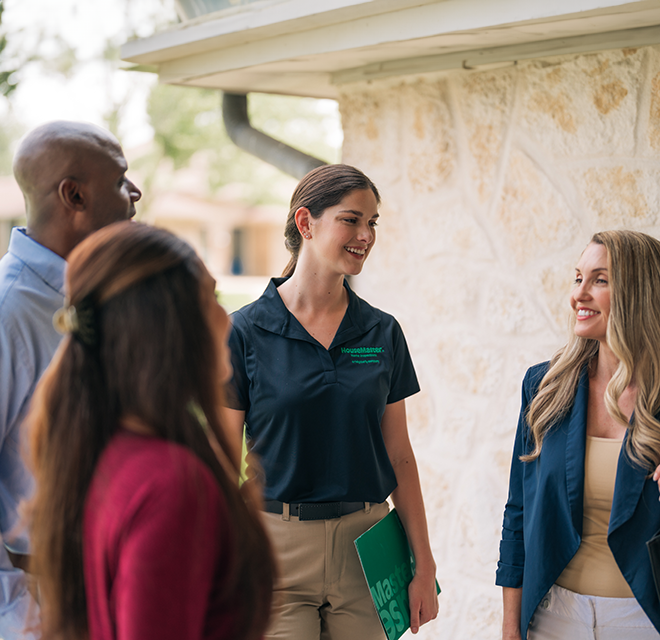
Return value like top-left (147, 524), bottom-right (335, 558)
top-left (8, 227), bottom-right (66, 295)
top-left (252, 277), bottom-right (381, 346)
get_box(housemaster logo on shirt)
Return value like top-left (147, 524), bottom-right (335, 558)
top-left (341, 346), bottom-right (384, 365)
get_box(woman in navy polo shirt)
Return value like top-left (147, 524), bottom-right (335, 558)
top-left (497, 230), bottom-right (660, 639)
top-left (225, 164), bottom-right (438, 640)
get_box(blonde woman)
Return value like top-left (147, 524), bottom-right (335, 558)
top-left (497, 230), bottom-right (660, 639)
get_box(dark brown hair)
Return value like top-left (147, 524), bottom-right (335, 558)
top-left (282, 164), bottom-right (381, 277)
top-left (26, 221), bottom-right (274, 640)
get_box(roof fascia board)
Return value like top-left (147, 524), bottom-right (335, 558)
top-left (333, 23), bottom-right (660, 84)
top-left (155, 0), bottom-right (655, 84)
top-left (122, 0), bottom-right (439, 63)
top-left (122, 0), bottom-right (650, 66)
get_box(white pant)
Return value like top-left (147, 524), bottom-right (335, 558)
top-left (529, 584), bottom-right (659, 640)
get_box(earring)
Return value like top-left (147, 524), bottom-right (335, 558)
top-left (305, 233), bottom-right (311, 239)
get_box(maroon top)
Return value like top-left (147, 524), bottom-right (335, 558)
top-left (84, 431), bottom-right (240, 640)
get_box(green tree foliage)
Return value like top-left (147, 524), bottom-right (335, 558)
top-left (146, 83), bottom-right (341, 204)
top-left (0, 0), bottom-right (18, 98)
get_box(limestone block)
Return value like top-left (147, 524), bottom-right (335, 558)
top-left (361, 201), bottom-right (409, 277)
top-left (339, 85), bottom-right (403, 187)
top-left (456, 69), bottom-right (516, 204)
top-left (434, 335), bottom-right (504, 397)
top-left (481, 276), bottom-right (549, 336)
top-left (580, 166), bottom-right (660, 228)
top-left (645, 47), bottom-right (660, 152)
top-left (406, 388), bottom-right (432, 438)
top-left (518, 49), bottom-right (641, 156)
top-left (399, 191), bottom-right (495, 262)
top-left (410, 263), bottom-right (481, 330)
top-left (540, 260), bottom-right (577, 332)
top-left (398, 79), bottom-right (457, 192)
top-left (450, 456), bottom-right (507, 570)
top-left (416, 460), bottom-right (454, 538)
top-left (495, 148), bottom-right (579, 265)
top-left (455, 587), bottom-right (504, 640)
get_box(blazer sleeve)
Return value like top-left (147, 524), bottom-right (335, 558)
top-left (495, 365), bottom-right (543, 588)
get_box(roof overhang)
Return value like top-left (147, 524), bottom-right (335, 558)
top-left (121, 0), bottom-right (660, 99)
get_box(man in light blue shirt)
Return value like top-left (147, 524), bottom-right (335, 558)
top-left (0, 121), bottom-right (141, 638)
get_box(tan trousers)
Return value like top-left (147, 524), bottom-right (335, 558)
top-left (263, 501), bottom-right (389, 640)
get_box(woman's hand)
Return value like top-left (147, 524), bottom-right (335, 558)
top-left (653, 465), bottom-right (660, 497)
top-left (408, 568), bottom-right (439, 634)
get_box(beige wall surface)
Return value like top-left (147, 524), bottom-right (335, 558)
top-left (339, 44), bottom-right (660, 639)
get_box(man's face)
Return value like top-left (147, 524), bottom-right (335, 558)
top-left (83, 140), bottom-right (141, 233)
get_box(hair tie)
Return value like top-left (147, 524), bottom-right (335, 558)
top-left (53, 296), bottom-right (98, 348)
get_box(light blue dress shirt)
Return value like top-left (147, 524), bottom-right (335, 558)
top-left (0, 227), bottom-right (65, 639)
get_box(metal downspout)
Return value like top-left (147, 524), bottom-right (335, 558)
top-left (222, 93), bottom-right (327, 180)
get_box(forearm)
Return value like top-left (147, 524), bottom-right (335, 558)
top-left (502, 587), bottom-right (522, 640)
top-left (389, 451), bottom-right (438, 633)
top-left (390, 455), bottom-right (435, 576)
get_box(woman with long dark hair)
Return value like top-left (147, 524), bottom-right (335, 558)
top-left (225, 164), bottom-right (439, 640)
top-left (25, 221), bottom-right (275, 640)
top-left (498, 230), bottom-right (660, 639)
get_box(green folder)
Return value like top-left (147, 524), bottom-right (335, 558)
top-left (354, 509), bottom-right (440, 640)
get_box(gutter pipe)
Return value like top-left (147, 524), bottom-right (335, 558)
top-left (222, 92), bottom-right (327, 180)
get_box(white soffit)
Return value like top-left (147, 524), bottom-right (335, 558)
top-left (121, 0), bottom-right (660, 99)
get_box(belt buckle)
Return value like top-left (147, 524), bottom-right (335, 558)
top-left (298, 502), bottom-right (341, 521)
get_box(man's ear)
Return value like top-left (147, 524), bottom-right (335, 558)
top-left (58, 178), bottom-right (86, 211)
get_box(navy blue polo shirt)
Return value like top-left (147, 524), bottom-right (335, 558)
top-left (226, 277), bottom-right (420, 504)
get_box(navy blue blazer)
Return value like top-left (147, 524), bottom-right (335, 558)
top-left (496, 362), bottom-right (660, 637)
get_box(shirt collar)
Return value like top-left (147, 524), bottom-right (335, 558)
top-left (252, 277), bottom-right (381, 346)
top-left (8, 227), bottom-right (66, 295)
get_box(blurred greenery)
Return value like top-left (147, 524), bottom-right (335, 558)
top-left (146, 84), bottom-right (341, 204)
top-left (0, 0), bottom-right (18, 98)
top-left (0, 0), bottom-right (342, 205)
top-left (217, 291), bottom-right (256, 314)
top-left (0, 0), bottom-right (86, 172)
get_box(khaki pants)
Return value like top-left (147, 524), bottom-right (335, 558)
top-left (263, 501), bottom-right (389, 640)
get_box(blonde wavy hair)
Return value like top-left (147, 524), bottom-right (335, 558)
top-left (523, 230), bottom-right (660, 470)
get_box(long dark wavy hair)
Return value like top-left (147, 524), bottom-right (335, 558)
top-left (25, 221), bottom-right (274, 640)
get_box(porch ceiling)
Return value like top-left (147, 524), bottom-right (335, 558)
top-left (121, 0), bottom-right (660, 99)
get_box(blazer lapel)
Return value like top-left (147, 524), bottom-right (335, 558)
top-left (565, 367), bottom-right (589, 534)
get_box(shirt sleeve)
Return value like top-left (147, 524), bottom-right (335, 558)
top-left (113, 457), bottom-right (227, 640)
top-left (0, 318), bottom-right (34, 462)
top-left (495, 368), bottom-right (537, 588)
top-left (386, 318), bottom-right (420, 404)
top-left (0, 322), bottom-right (39, 639)
top-left (225, 312), bottom-right (250, 412)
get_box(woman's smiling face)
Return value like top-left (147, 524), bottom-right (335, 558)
top-left (304, 188), bottom-right (379, 277)
top-left (570, 242), bottom-right (610, 343)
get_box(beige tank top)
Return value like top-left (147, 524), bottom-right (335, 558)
top-left (555, 435), bottom-right (634, 598)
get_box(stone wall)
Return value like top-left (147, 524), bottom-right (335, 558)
top-left (338, 45), bottom-right (660, 639)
